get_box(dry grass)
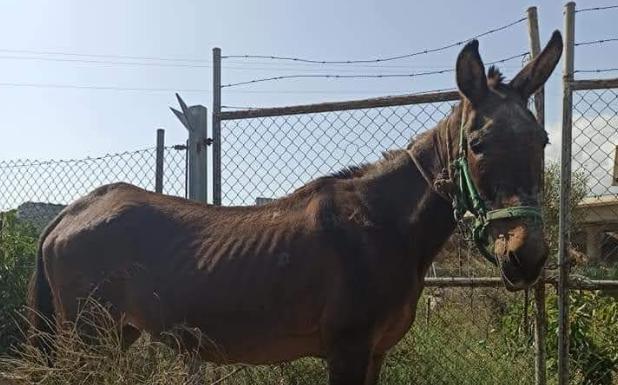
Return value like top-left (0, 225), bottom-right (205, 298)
top-left (0, 299), bottom-right (327, 385)
top-left (0, 295), bottom-right (533, 385)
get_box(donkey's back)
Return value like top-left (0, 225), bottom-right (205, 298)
top-left (33, 181), bottom-right (364, 363)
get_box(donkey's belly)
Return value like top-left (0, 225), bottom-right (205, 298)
top-left (163, 269), bottom-right (327, 364)
top-left (372, 289), bottom-right (423, 354)
top-left (181, 306), bottom-right (324, 364)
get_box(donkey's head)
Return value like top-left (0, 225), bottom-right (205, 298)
top-left (454, 31), bottom-right (562, 290)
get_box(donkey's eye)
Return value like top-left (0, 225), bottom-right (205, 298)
top-left (469, 138), bottom-right (485, 154)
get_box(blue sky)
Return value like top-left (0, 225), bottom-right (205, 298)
top-left (0, 0), bottom-right (616, 162)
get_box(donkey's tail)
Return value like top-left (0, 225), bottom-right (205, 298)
top-left (27, 214), bottom-right (63, 356)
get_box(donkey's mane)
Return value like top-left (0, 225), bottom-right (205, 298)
top-left (284, 149), bottom-right (410, 201)
top-left (328, 164), bottom-right (372, 179)
top-left (325, 149), bottom-right (407, 180)
top-left (487, 65), bottom-right (506, 88)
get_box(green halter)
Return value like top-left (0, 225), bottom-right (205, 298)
top-left (451, 110), bottom-right (543, 265)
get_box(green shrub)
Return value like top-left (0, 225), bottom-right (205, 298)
top-left (0, 211), bottom-right (37, 354)
top-left (546, 290), bottom-right (618, 385)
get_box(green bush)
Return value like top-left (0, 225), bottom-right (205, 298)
top-left (542, 162), bottom-right (589, 260)
top-left (0, 211), bottom-right (37, 354)
top-left (546, 290), bottom-right (618, 385)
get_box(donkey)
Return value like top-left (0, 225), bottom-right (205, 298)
top-left (29, 31), bottom-right (562, 385)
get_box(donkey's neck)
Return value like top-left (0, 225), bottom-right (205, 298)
top-left (357, 120), bottom-right (458, 275)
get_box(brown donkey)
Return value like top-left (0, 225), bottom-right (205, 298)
top-left (30, 31), bottom-right (562, 385)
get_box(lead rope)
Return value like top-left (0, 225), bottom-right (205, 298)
top-left (406, 108), bottom-right (459, 203)
top-left (406, 149), bottom-right (453, 203)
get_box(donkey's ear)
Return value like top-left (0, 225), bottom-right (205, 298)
top-left (456, 39), bottom-right (488, 107)
top-left (510, 30), bottom-right (563, 99)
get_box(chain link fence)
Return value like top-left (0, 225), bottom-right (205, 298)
top-left (0, 145), bottom-right (187, 230)
top-left (563, 86), bottom-right (618, 385)
top-left (558, 3), bottom-right (618, 382)
top-left (405, 286), bottom-right (536, 385)
top-left (220, 99), bottom-right (456, 206)
top-left (571, 88), bottom-right (618, 275)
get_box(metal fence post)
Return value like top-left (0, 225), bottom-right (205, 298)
top-left (559, 3), bottom-right (576, 385)
top-left (171, 94), bottom-right (209, 203)
top-left (213, 47), bottom-right (222, 206)
top-left (155, 128), bottom-right (165, 193)
top-left (526, 7), bottom-right (546, 385)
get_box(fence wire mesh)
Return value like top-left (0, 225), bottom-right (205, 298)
top-left (220, 101), bottom-right (456, 206)
top-left (566, 87), bottom-right (618, 385)
top-left (403, 287), bottom-right (536, 385)
top-left (571, 89), bottom-right (618, 277)
top-left (0, 146), bottom-right (187, 231)
top-left (219, 98), bottom-right (516, 278)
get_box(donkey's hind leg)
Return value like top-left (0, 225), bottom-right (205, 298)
top-left (120, 324), bottom-right (142, 350)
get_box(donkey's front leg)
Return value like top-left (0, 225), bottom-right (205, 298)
top-left (325, 333), bottom-right (371, 385)
top-left (365, 353), bottom-right (385, 385)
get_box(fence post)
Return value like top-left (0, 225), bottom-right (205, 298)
top-left (171, 94), bottom-right (209, 203)
top-left (559, 3), bottom-right (576, 385)
top-left (526, 7), bottom-right (546, 385)
top-left (155, 128), bottom-right (165, 193)
top-left (213, 47), bottom-right (222, 206)
top-left (527, 6), bottom-right (544, 126)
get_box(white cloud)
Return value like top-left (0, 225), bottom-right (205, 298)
top-left (545, 113), bottom-right (618, 197)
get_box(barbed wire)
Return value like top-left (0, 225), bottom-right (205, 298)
top-left (575, 38), bottom-right (618, 47)
top-left (224, 59), bottom-right (527, 71)
top-left (221, 69), bottom-right (453, 88)
top-left (2, 52), bottom-right (521, 74)
top-left (0, 145), bottom-right (185, 170)
top-left (575, 4), bottom-right (618, 13)
top-left (220, 87), bottom-right (458, 110)
top-left (5, 49), bottom-right (494, 73)
top-left (221, 52), bottom-right (529, 88)
top-left (222, 17), bottom-right (526, 64)
top-left (574, 68), bottom-right (618, 74)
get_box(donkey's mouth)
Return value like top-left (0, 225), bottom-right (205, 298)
top-left (501, 268), bottom-right (543, 292)
top-left (503, 278), bottom-right (532, 292)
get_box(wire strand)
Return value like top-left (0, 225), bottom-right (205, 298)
top-left (576, 5), bottom-right (618, 13)
top-left (0, 81), bottom-right (431, 95)
top-left (0, 47), bottom-right (209, 63)
top-left (574, 68), bottom-right (618, 74)
top-left (0, 147), bottom-right (158, 169)
top-left (0, 81), bottom-right (210, 93)
top-left (575, 38), bottom-right (618, 47)
top-left (221, 87), bottom-right (458, 110)
top-left (222, 70), bottom-right (453, 88)
top-left (221, 52), bottom-right (529, 88)
top-left (224, 59), bottom-right (526, 71)
top-left (222, 17), bottom-right (526, 64)
top-left (0, 54), bottom-right (212, 68)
